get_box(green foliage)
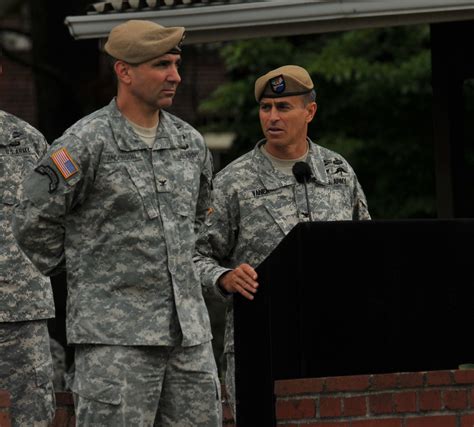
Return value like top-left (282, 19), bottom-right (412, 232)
top-left (0, 0), bottom-right (25, 17)
top-left (200, 26), bottom-right (437, 219)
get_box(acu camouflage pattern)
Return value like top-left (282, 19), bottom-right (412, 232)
top-left (195, 139), bottom-right (371, 354)
top-left (13, 99), bottom-right (214, 347)
top-left (0, 110), bottom-right (54, 322)
top-left (72, 342), bottom-right (221, 426)
top-left (0, 320), bottom-right (55, 427)
top-left (49, 337), bottom-right (66, 391)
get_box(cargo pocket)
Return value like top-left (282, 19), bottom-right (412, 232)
top-left (71, 374), bottom-right (122, 406)
top-left (201, 373), bottom-right (222, 424)
top-left (34, 360), bottom-right (56, 422)
top-left (0, 195), bottom-right (17, 282)
top-left (213, 374), bottom-right (221, 403)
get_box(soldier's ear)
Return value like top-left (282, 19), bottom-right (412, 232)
top-left (306, 102), bottom-right (317, 123)
top-left (114, 60), bottom-right (132, 85)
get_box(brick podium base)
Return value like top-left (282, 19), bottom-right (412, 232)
top-left (2, 370), bottom-right (474, 426)
top-left (0, 391), bottom-right (11, 427)
top-left (275, 369), bottom-right (474, 426)
top-left (52, 392), bottom-right (75, 427)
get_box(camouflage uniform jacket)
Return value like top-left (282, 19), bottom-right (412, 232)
top-left (0, 110), bottom-right (54, 322)
top-left (195, 139), bottom-right (370, 353)
top-left (13, 99), bottom-right (213, 347)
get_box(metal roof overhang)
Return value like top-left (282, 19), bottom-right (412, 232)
top-left (65, 0), bottom-right (474, 43)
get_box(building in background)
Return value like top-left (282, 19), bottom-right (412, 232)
top-left (0, 8), bottom-right (37, 126)
top-left (0, 3), bottom-right (230, 143)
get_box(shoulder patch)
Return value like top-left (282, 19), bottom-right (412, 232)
top-left (35, 165), bottom-right (59, 193)
top-left (51, 148), bottom-right (78, 180)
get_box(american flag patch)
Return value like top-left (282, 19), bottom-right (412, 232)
top-left (51, 148), bottom-right (78, 180)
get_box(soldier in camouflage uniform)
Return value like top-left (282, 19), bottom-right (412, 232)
top-left (13, 20), bottom-right (221, 426)
top-left (49, 337), bottom-right (66, 391)
top-left (0, 108), bottom-right (56, 426)
top-left (194, 65), bottom-right (371, 420)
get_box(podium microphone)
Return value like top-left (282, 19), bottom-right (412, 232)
top-left (292, 161), bottom-right (313, 222)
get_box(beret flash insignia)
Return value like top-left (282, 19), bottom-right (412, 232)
top-left (270, 75), bottom-right (286, 94)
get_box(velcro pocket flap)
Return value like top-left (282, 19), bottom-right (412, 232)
top-left (72, 375), bottom-right (122, 405)
top-left (35, 360), bottom-right (54, 387)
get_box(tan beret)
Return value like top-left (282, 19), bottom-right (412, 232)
top-left (255, 65), bottom-right (314, 101)
top-left (104, 20), bottom-right (185, 64)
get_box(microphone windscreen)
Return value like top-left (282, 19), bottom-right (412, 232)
top-left (292, 161), bottom-right (312, 183)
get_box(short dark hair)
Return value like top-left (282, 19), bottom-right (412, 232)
top-left (302, 89), bottom-right (316, 106)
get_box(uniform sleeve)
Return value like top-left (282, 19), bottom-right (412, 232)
top-left (194, 176), bottom-right (238, 301)
top-left (194, 146), bottom-right (214, 235)
top-left (352, 177), bottom-right (371, 220)
top-left (12, 134), bottom-right (97, 276)
top-left (36, 132), bottom-right (49, 159)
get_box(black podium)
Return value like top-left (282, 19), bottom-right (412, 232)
top-left (234, 219), bottom-right (474, 426)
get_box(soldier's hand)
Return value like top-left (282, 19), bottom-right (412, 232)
top-left (218, 264), bottom-right (258, 300)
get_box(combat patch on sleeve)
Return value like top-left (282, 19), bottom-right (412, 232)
top-left (50, 148), bottom-right (78, 180)
top-left (35, 165), bottom-right (59, 193)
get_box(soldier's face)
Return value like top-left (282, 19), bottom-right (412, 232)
top-left (127, 53), bottom-right (182, 110)
top-left (259, 95), bottom-right (316, 152)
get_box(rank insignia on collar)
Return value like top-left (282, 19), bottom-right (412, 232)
top-left (51, 148), bottom-right (78, 180)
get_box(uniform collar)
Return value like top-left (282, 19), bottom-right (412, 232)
top-left (107, 98), bottom-right (185, 151)
top-left (254, 138), bottom-right (329, 189)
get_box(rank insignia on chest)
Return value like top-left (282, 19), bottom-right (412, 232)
top-left (51, 148), bottom-right (78, 180)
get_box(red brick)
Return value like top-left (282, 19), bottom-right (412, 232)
top-left (276, 398), bottom-right (316, 420)
top-left (0, 413), bottom-right (11, 427)
top-left (0, 58), bottom-right (37, 127)
top-left (369, 393), bottom-right (393, 414)
top-left (352, 419), bottom-right (402, 427)
top-left (371, 373), bottom-right (399, 390)
top-left (343, 395), bottom-right (366, 417)
top-left (275, 378), bottom-right (324, 396)
top-left (405, 415), bottom-right (456, 427)
top-left (325, 375), bottom-right (370, 392)
top-left (426, 370), bottom-right (453, 386)
top-left (51, 408), bottom-right (70, 427)
top-left (455, 369), bottom-right (474, 385)
top-left (461, 414), bottom-right (474, 427)
top-left (443, 389), bottom-right (468, 410)
top-left (55, 392), bottom-right (74, 406)
top-left (419, 389), bottom-right (442, 411)
top-left (296, 423), bottom-right (350, 427)
top-left (393, 391), bottom-right (416, 413)
top-left (0, 391), bottom-right (10, 407)
top-left (398, 372), bottom-right (424, 388)
top-left (320, 397), bottom-right (342, 418)
top-left (222, 401), bottom-right (234, 422)
top-left (471, 388), bottom-right (474, 408)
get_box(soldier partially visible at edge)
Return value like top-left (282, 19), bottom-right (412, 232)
top-left (0, 54), bottom-right (56, 425)
top-left (194, 65), bottom-right (371, 421)
top-left (13, 19), bottom-right (221, 426)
